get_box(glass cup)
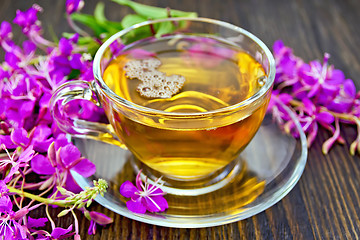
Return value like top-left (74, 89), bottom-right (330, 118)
top-left (50, 18), bottom-right (275, 195)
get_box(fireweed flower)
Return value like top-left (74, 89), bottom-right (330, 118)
top-left (120, 170), bottom-right (168, 214)
top-left (66, 0), bottom-right (85, 15)
top-left (327, 79), bottom-right (356, 113)
top-left (295, 98), bottom-right (335, 146)
top-left (31, 140), bottom-right (96, 193)
top-left (270, 40), bottom-right (360, 154)
top-left (13, 4), bottom-right (55, 49)
top-left (32, 225), bottom-right (74, 240)
top-left (298, 53), bottom-right (345, 102)
top-left (13, 4), bottom-right (42, 35)
top-left (0, 145), bottom-right (35, 183)
top-left (272, 40), bottom-right (303, 87)
top-left (85, 211), bottom-right (113, 235)
top-left (0, 194), bottom-right (29, 239)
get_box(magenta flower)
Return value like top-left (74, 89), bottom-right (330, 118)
top-left (13, 4), bottom-right (43, 36)
top-left (31, 138), bottom-right (96, 193)
top-left (120, 170), bottom-right (168, 214)
top-left (327, 79), bottom-right (356, 113)
top-left (273, 40), bottom-right (303, 87)
top-left (27, 216), bottom-right (48, 229)
top-left (87, 211), bottom-right (113, 235)
top-left (299, 53), bottom-right (345, 102)
top-left (34, 225), bottom-right (74, 240)
top-left (296, 98), bottom-right (335, 146)
top-left (0, 194), bottom-right (28, 239)
top-left (268, 90), bottom-right (294, 126)
top-left (0, 145), bottom-right (35, 183)
top-left (66, 0), bottom-right (85, 15)
top-left (0, 21), bottom-right (12, 43)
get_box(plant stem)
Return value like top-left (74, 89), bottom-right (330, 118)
top-left (7, 186), bottom-right (70, 207)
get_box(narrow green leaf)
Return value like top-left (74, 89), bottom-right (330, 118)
top-left (121, 14), bottom-right (147, 29)
top-left (154, 21), bottom-right (174, 38)
top-left (113, 0), bottom-right (197, 19)
top-left (71, 13), bottom-right (107, 37)
top-left (105, 20), bottom-right (124, 30)
top-left (94, 2), bottom-right (107, 24)
top-left (86, 200), bottom-right (93, 207)
top-left (84, 210), bottom-right (91, 221)
top-left (58, 209), bottom-right (70, 217)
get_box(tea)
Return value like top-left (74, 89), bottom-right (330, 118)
top-left (102, 35), bottom-right (268, 180)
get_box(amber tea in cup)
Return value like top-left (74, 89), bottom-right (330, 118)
top-left (51, 18), bottom-right (275, 195)
top-left (102, 36), bottom-right (268, 179)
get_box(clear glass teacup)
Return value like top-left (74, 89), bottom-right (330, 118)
top-left (50, 18), bottom-right (275, 195)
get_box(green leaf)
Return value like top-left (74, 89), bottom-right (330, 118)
top-left (121, 14), bottom-right (147, 29)
top-left (105, 20), bottom-right (124, 30)
top-left (71, 13), bottom-right (107, 37)
top-left (113, 0), bottom-right (197, 19)
top-left (84, 210), bottom-right (91, 221)
top-left (67, 69), bottom-right (81, 80)
top-left (86, 200), bottom-right (93, 207)
top-left (58, 209), bottom-right (70, 217)
top-left (94, 2), bottom-right (107, 24)
top-left (154, 21), bottom-right (174, 38)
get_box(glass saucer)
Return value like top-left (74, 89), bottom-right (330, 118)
top-left (71, 104), bottom-right (307, 228)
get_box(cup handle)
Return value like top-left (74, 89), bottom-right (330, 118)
top-left (50, 80), bottom-right (126, 148)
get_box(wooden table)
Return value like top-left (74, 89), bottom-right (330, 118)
top-left (2, 0), bottom-right (359, 239)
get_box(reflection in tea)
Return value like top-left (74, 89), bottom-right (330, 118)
top-left (102, 35), bottom-right (269, 180)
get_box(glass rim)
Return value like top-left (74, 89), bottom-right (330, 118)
top-left (93, 17), bottom-right (276, 117)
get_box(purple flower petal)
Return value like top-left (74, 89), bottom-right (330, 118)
top-left (10, 128), bottom-right (29, 147)
top-left (0, 195), bottom-right (12, 212)
top-left (22, 40), bottom-right (36, 54)
top-left (60, 144), bottom-right (81, 167)
top-left (69, 53), bottom-right (82, 69)
top-left (328, 69), bottom-right (345, 85)
top-left (144, 195), bottom-right (168, 212)
top-left (343, 79), bottom-right (356, 98)
top-left (88, 211), bottom-right (113, 225)
top-left (0, 180), bottom-right (9, 194)
top-left (32, 124), bottom-right (52, 141)
top-left (27, 216), bottom-right (48, 228)
top-left (64, 174), bottom-right (83, 193)
top-left (120, 181), bottom-right (138, 198)
top-left (302, 98), bottom-right (315, 115)
top-left (66, 0), bottom-right (84, 14)
top-left (72, 158), bottom-right (96, 177)
top-left (273, 40), bottom-right (285, 55)
top-left (51, 225), bottom-right (73, 238)
top-left (0, 135), bottom-right (17, 149)
top-left (31, 154), bottom-right (55, 175)
top-left (149, 195), bottom-right (168, 212)
top-left (5, 51), bottom-right (20, 68)
top-left (32, 138), bottom-right (54, 152)
top-left (58, 38), bottom-right (73, 56)
top-left (126, 197), bottom-right (146, 214)
top-left (88, 220), bottom-right (96, 235)
top-left (19, 146), bottom-right (35, 163)
top-left (13, 221), bottom-right (27, 239)
top-left (316, 112), bottom-right (335, 124)
top-left (54, 134), bottom-right (69, 150)
top-left (0, 21), bottom-right (12, 40)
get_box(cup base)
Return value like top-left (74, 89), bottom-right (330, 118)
top-left (130, 156), bottom-right (244, 196)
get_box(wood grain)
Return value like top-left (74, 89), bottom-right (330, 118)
top-left (1, 0), bottom-right (360, 239)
